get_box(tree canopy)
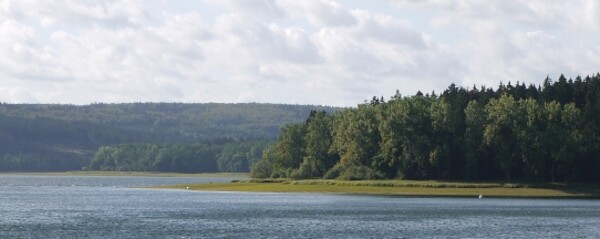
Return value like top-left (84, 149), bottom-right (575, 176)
top-left (254, 74), bottom-right (600, 182)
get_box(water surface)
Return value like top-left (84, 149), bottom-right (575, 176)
top-left (1, 175), bottom-right (599, 238)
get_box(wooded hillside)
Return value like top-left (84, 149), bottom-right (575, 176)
top-left (0, 103), bottom-right (338, 171)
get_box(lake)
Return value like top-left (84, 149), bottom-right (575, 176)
top-left (1, 175), bottom-right (599, 238)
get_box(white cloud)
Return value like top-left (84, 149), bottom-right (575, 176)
top-left (390, 0), bottom-right (600, 88)
top-left (0, 19), bottom-right (71, 82)
top-left (0, 0), bottom-right (598, 106)
top-left (220, 0), bottom-right (286, 20)
top-left (8, 0), bottom-right (147, 27)
top-left (282, 0), bottom-right (356, 27)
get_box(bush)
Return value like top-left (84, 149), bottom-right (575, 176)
top-left (285, 168), bottom-right (294, 178)
top-left (250, 159), bottom-right (272, 178)
top-left (290, 160), bottom-right (314, 179)
top-left (323, 164), bottom-right (344, 179)
top-left (269, 168), bottom-right (295, 179)
top-left (270, 170), bottom-right (282, 179)
top-left (337, 165), bottom-right (384, 180)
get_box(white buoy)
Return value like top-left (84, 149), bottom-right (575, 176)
top-left (478, 194), bottom-right (483, 199)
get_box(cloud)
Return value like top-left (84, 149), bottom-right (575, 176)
top-left (390, 0), bottom-right (600, 88)
top-left (282, 0), bottom-right (357, 27)
top-left (220, 0), bottom-right (286, 20)
top-left (0, 0), bottom-right (598, 106)
top-left (0, 19), bottom-right (72, 82)
top-left (196, 1), bottom-right (455, 105)
top-left (214, 14), bottom-right (322, 65)
top-left (4, 0), bottom-right (148, 28)
top-left (0, 0), bottom-right (466, 105)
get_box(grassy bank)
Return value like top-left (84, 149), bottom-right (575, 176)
top-left (156, 179), bottom-right (600, 198)
top-left (0, 171), bottom-right (249, 178)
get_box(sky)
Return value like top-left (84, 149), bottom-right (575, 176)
top-left (0, 0), bottom-right (599, 106)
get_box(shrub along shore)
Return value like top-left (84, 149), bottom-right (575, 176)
top-left (155, 179), bottom-right (600, 198)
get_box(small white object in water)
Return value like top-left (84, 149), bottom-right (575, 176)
top-left (186, 186), bottom-right (190, 190)
top-left (478, 194), bottom-right (483, 199)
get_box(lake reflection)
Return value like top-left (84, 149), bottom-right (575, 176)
top-left (1, 175), bottom-right (599, 238)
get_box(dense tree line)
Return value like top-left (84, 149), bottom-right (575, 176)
top-left (89, 140), bottom-right (273, 173)
top-left (217, 140), bottom-right (272, 172)
top-left (0, 103), bottom-right (333, 171)
top-left (90, 144), bottom-right (221, 172)
top-left (253, 74), bottom-right (600, 182)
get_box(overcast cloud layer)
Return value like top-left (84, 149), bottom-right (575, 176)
top-left (0, 0), bottom-right (598, 106)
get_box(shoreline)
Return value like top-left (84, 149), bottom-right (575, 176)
top-left (153, 179), bottom-right (600, 199)
top-left (5, 172), bottom-right (597, 199)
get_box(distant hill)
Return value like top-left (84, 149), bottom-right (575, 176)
top-left (0, 103), bottom-right (341, 171)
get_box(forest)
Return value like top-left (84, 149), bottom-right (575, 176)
top-left (252, 74), bottom-right (600, 182)
top-left (89, 140), bottom-right (272, 173)
top-left (0, 103), bottom-right (334, 172)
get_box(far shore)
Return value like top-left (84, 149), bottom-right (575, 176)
top-left (5, 172), bottom-right (598, 198)
top-left (153, 179), bottom-right (600, 199)
top-left (0, 171), bottom-right (249, 178)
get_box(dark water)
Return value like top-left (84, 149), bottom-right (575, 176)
top-left (1, 175), bottom-right (599, 238)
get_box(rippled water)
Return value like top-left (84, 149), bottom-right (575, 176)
top-left (1, 175), bottom-right (599, 238)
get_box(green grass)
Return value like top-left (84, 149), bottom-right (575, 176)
top-left (0, 171), bottom-right (249, 178)
top-left (156, 179), bottom-right (600, 198)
